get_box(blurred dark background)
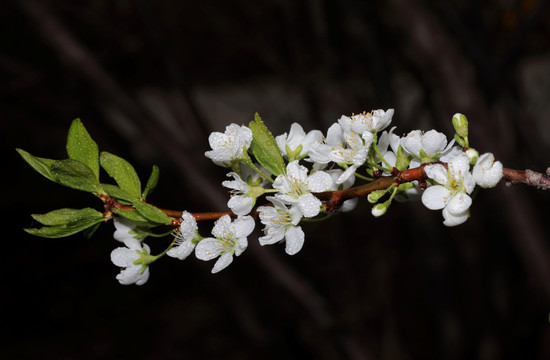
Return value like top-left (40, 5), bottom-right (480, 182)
top-left (2, 0), bottom-right (550, 359)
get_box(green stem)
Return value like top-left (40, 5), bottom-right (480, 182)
top-left (242, 158), bottom-right (274, 184)
top-left (372, 141), bottom-right (393, 170)
top-left (354, 172), bottom-right (373, 181)
top-left (387, 184), bottom-right (399, 202)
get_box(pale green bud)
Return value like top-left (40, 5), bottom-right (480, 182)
top-left (465, 148), bottom-right (479, 165)
top-left (452, 113), bottom-right (469, 138)
top-left (367, 189), bottom-right (387, 204)
top-left (371, 201), bottom-right (389, 217)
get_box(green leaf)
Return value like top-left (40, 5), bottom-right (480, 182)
top-left (132, 200), bottom-right (171, 224)
top-left (142, 165), bottom-right (159, 200)
top-left (51, 159), bottom-right (104, 194)
top-left (248, 113), bottom-right (286, 176)
top-left (31, 207), bottom-right (103, 225)
top-left (102, 184), bottom-right (136, 203)
top-left (112, 208), bottom-right (154, 226)
top-left (66, 119), bottom-right (100, 179)
top-left (100, 152), bottom-right (141, 199)
top-left (26, 207), bottom-right (105, 238)
top-left (16, 148), bottom-right (57, 182)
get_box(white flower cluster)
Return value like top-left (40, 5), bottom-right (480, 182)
top-left (110, 110), bottom-right (504, 284)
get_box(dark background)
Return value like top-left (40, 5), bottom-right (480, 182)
top-left (2, 0), bottom-right (550, 359)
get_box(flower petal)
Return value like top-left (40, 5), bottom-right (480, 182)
top-left (442, 206), bottom-right (469, 227)
top-left (448, 153), bottom-right (470, 177)
top-left (297, 193), bottom-right (322, 217)
top-left (421, 185), bottom-right (451, 210)
top-left (116, 265), bottom-right (142, 285)
top-left (222, 172), bottom-right (248, 191)
top-left (211, 253), bottom-right (233, 273)
top-left (195, 238), bottom-right (223, 261)
top-left (180, 211), bottom-right (198, 240)
top-left (424, 164), bottom-right (450, 186)
top-left (211, 215), bottom-right (231, 238)
top-left (235, 237), bottom-right (248, 256)
top-left (259, 226), bottom-right (285, 245)
top-left (227, 196), bottom-right (254, 216)
top-left (286, 160), bottom-right (308, 182)
top-left (422, 130), bottom-right (447, 156)
top-left (473, 153), bottom-right (503, 188)
top-left (110, 247), bottom-right (138, 267)
top-left (285, 226), bottom-right (305, 255)
top-left (446, 193), bottom-right (472, 214)
top-left (307, 171), bottom-right (333, 192)
top-left (166, 240), bottom-right (195, 260)
top-left (233, 215), bottom-right (255, 238)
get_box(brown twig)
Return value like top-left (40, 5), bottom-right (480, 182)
top-left (502, 167), bottom-right (550, 190)
top-left (103, 164), bottom-right (550, 226)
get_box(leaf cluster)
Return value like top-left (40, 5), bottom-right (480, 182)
top-left (18, 119), bottom-right (170, 238)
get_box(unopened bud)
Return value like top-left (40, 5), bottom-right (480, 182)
top-left (465, 148), bottom-right (479, 165)
top-left (371, 202), bottom-right (389, 217)
top-left (368, 189), bottom-right (387, 204)
top-left (452, 113), bottom-right (469, 138)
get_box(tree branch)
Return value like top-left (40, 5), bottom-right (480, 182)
top-left (101, 164), bottom-right (550, 227)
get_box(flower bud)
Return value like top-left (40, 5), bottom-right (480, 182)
top-left (465, 148), bottom-right (479, 165)
top-left (367, 189), bottom-right (387, 204)
top-left (371, 201), bottom-right (389, 217)
top-left (452, 113), bottom-right (469, 138)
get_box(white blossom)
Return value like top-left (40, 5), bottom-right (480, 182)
top-left (308, 122), bottom-right (373, 184)
top-left (110, 241), bottom-right (150, 286)
top-left (167, 211), bottom-right (199, 260)
top-left (257, 197), bottom-right (305, 255)
top-left (205, 124), bottom-right (253, 167)
top-left (195, 215), bottom-right (255, 273)
top-left (402, 129), bottom-right (455, 167)
top-left (273, 161), bottom-right (332, 217)
top-left (422, 153), bottom-right (475, 226)
top-left (276, 123), bottom-right (323, 160)
top-left (473, 153), bottom-right (503, 188)
top-left (222, 172), bottom-right (256, 215)
top-left (344, 108), bottom-right (394, 135)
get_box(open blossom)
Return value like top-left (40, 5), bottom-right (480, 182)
top-left (258, 197), bottom-right (305, 255)
top-left (402, 129), bottom-right (455, 167)
top-left (421, 153), bottom-right (476, 226)
top-left (222, 172), bottom-right (256, 215)
top-left (167, 211), bottom-right (199, 260)
top-left (205, 124), bottom-right (253, 166)
top-left (273, 161), bottom-right (332, 217)
top-left (473, 153), bottom-right (503, 188)
top-left (110, 240), bottom-right (151, 285)
top-left (344, 108), bottom-right (394, 135)
top-left (195, 215), bottom-right (255, 273)
top-left (308, 122), bottom-right (373, 184)
top-left (276, 123), bottom-right (323, 160)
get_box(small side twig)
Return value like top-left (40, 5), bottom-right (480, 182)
top-left (502, 167), bottom-right (550, 190)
